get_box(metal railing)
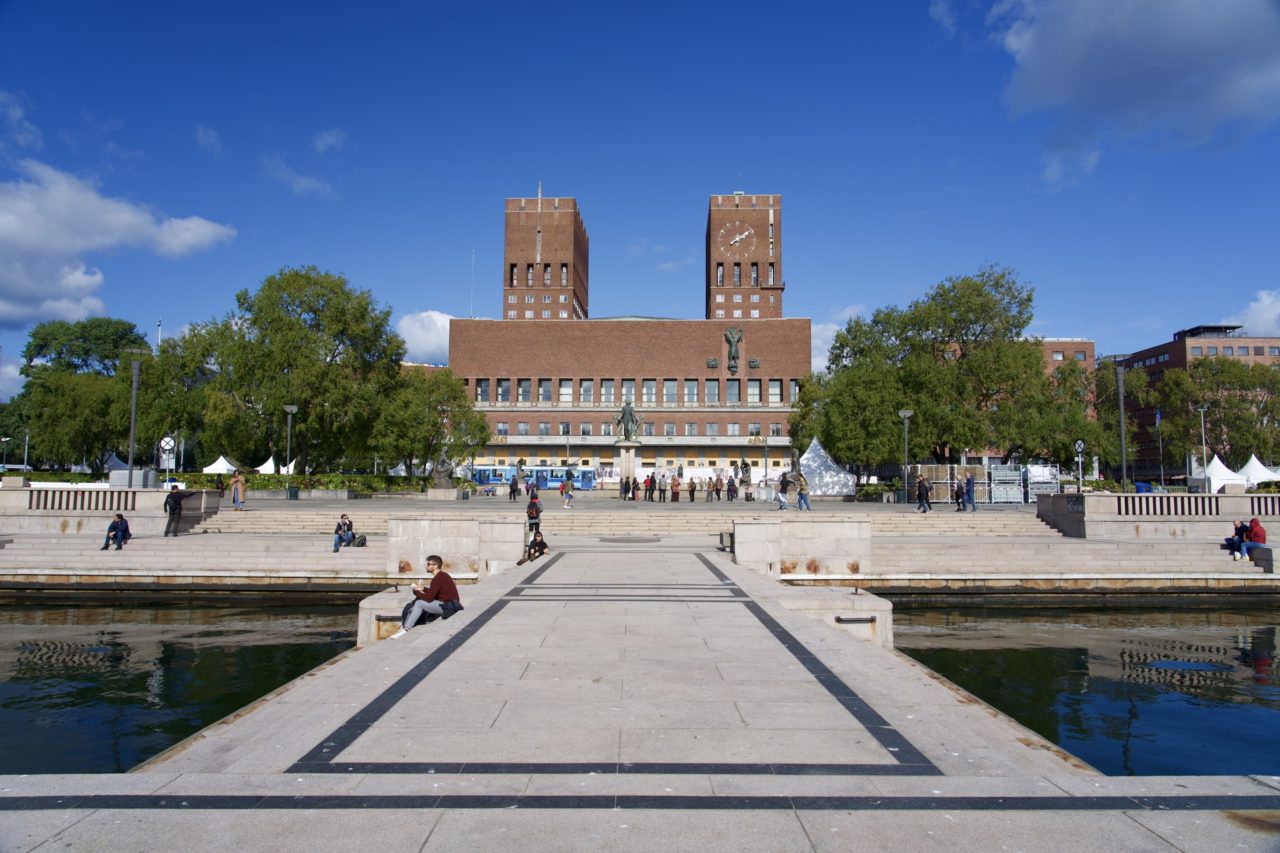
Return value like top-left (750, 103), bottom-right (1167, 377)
top-left (27, 488), bottom-right (137, 512)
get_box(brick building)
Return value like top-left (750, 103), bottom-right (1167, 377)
top-left (1117, 325), bottom-right (1280, 476)
top-left (451, 192), bottom-right (810, 482)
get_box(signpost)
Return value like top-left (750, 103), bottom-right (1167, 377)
top-left (159, 435), bottom-right (176, 478)
top-left (1074, 439), bottom-right (1085, 493)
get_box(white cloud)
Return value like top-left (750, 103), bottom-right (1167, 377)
top-left (195, 124), bottom-right (222, 158)
top-left (396, 310), bottom-right (453, 364)
top-left (262, 154), bottom-right (332, 197)
top-left (0, 159), bottom-right (235, 326)
top-left (312, 128), bottom-right (345, 154)
top-left (0, 90), bottom-right (42, 149)
top-left (656, 256), bottom-right (696, 272)
top-left (929, 0), bottom-right (958, 36)
top-left (987, 0), bottom-right (1280, 183)
top-left (1224, 291), bottom-right (1280, 337)
top-left (811, 322), bottom-right (839, 373)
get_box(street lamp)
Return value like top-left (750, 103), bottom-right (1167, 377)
top-left (1197, 404), bottom-right (1209, 491)
top-left (122, 348), bottom-right (149, 488)
top-left (898, 409), bottom-right (914, 505)
top-left (1, 437), bottom-right (9, 469)
top-left (1116, 363), bottom-right (1128, 490)
top-left (283, 405), bottom-right (298, 495)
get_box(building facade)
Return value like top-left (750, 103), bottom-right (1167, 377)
top-left (453, 192), bottom-right (810, 483)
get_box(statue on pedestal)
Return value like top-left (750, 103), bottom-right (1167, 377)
top-left (616, 400), bottom-right (642, 442)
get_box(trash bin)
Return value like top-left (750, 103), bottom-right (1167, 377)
top-left (286, 486), bottom-right (300, 500)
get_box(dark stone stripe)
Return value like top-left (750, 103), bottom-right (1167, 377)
top-left (287, 554), bottom-right (564, 769)
top-left (286, 761), bottom-right (942, 776)
top-left (504, 596), bottom-right (742, 603)
top-left (3, 793), bottom-right (1278, 812)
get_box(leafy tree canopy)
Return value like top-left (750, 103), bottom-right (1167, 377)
top-left (21, 318), bottom-right (148, 377)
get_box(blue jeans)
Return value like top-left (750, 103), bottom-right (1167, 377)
top-left (333, 531), bottom-right (354, 551)
top-left (797, 492), bottom-right (811, 511)
top-left (1241, 541), bottom-right (1264, 561)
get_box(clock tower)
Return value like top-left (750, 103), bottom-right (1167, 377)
top-left (705, 192), bottom-right (783, 320)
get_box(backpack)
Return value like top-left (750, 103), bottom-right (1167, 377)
top-left (353, 534), bottom-right (367, 547)
top-left (526, 503), bottom-right (539, 520)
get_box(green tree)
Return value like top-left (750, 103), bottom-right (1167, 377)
top-left (370, 369), bottom-right (490, 476)
top-left (21, 318), bottom-right (148, 377)
top-left (27, 372), bottom-right (119, 475)
top-left (1154, 358), bottom-right (1280, 469)
top-left (192, 266), bottom-right (406, 471)
top-left (1093, 360), bottom-right (1153, 475)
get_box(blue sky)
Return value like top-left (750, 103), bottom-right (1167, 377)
top-left (1, 0), bottom-right (1278, 399)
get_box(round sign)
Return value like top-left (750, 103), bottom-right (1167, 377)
top-left (159, 436), bottom-right (176, 452)
top-left (1074, 439), bottom-right (1085, 454)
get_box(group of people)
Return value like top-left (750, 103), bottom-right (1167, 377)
top-left (915, 473), bottom-right (977, 513)
top-left (616, 473), bottom-right (763, 503)
top-left (1225, 517), bottom-right (1267, 562)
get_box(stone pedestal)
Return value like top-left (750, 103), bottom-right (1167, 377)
top-left (617, 441), bottom-right (640, 482)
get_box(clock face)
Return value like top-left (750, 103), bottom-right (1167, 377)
top-left (716, 220), bottom-right (757, 260)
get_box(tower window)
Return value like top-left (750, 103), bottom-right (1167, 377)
top-left (544, 264), bottom-right (551, 286)
top-left (751, 263), bottom-right (758, 286)
top-left (510, 264), bottom-right (518, 287)
top-left (526, 265), bottom-right (533, 286)
top-left (768, 263), bottom-right (774, 285)
top-left (733, 263), bottom-right (741, 286)
top-left (716, 263), bottom-right (724, 286)
top-left (561, 264), bottom-right (568, 286)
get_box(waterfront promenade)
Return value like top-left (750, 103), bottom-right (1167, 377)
top-left (1, 522), bottom-right (1278, 851)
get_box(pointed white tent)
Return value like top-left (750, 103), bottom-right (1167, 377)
top-left (1237, 455), bottom-right (1280, 488)
top-left (255, 456), bottom-right (277, 474)
top-left (1206, 455), bottom-right (1248, 493)
top-left (201, 455), bottom-right (244, 474)
top-left (799, 438), bottom-right (857, 496)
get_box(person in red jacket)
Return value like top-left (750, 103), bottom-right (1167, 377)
top-left (1240, 517), bottom-right (1268, 563)
top-left (389, 555), bottom-right (462, 638)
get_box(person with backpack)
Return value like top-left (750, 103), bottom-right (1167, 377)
top-left (332, 513), bottom-right (355, 552)
top-left (389, 554), bottom-right (463, 639)
top-left (526, 493), bottom-right (542, 535)
top-left (163, 485), bottom-right (188, 536)
top-left (562, 476), bottom-right (574, 509)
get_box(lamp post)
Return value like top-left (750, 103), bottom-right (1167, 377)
top-left (1116, 363), bottom-right (1128, 490)
top-left (123, 348), bottom-right (149, 488)
top-left (1, 437), bottom-right (9, 469)
top-left (898, 409), bottom-right (914, 505)
top-left (283, 405), bottom-right (298, 495)
top-left (1197, 404), bottom-right (1209, 490)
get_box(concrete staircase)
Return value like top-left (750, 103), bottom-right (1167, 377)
top-left (868, 536), bottom-right (1241, 574)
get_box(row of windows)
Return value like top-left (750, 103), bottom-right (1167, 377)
top-left (473, 377), bottom-right (798, 405)
top-left (714, 309), bottom-right (762, 318)
top-left (714, 263), bottom-right (775, 287)
top-left (1050, 350), bottom-right (1089, 362)
top-left (714, 293), bottom-right (761, 303)
top-left (509, 293), bottom-right (570, 304)
top-left (494, 421), bottom-right (785, 437)
top-left (510, 263), bottom-right (570, 287)
top-left (508, 309), bottom-right (570, 318)
top-left (1189, 345), bottom-right (1279, 357)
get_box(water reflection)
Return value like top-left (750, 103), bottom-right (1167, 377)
top-left (0, 602), bottom-right (356, 774)
top-left (894, 606), bottom-right (1280, 776)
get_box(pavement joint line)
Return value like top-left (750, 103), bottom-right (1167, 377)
top-left (3, 793), bottom-right (1280, 812)
top-left (281, 761), bottom-right (941, 775)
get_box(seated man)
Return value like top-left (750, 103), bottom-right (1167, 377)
top-left (390, 555), bottom-right (463, 638)
top-left (1239, 517), bottom-right (1268, 562)
top-left (516, 531), bottom-right (550, 566)
top-left (332, 514), bottom-right (355, 552)
top-left (100, 513), bottom-right (131, 551)
top-left (1226, 519), bottom-right (1249, 559)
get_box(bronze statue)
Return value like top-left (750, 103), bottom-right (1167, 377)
top-left (739, 456), bottom-right (751, 484)
top-left (725, 326), bottom-right (743, 375)
top-left (616, 400), bottom-right (641, 442)
top-left (431, 453), bottom-right (455, 488)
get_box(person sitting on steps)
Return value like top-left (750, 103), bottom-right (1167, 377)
top-left (389, 555), bottom-right (463, 639)
top-left (517, 530), bottom-right (550, 566)
top-left (1226, 519), bottom-right (1249, 560)
top-left (333, 514), bottom-right (355, 552)
top-left (100, 513), bottom-right (131, 550)
top-left (1239, 517), bottom-right (1267, 563)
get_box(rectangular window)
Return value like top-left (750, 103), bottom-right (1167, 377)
top-left (507, 310), bottom-right (517, 318)
top-left (1075, 351), bottom-right (1086, 361)
top-left (726, 379), bottom-right (741, 403)
top-left (517, 422), bottom-right (530, 436)
top-left (622, 379), bottom-right (636, 403)
top-left (601, 422), bottom-right (613, 436)
top-left (497, 378), bottom-right (511, 402)
top-left (727, 423), bottom-right (741, 436)
top-left (559, 422), bottom-right (570, 436)
top-left (768, 263), bottom-right (775, 285)
top-left (706, 423), bottom-right (719, 437)
top-left (1254, 346), bottom-right (1265, 356)
top-left (559, 310), bottom-right (568, 318)
top-left (525, 294), bottom-right (534, 303)
top-left (510, 264), bottom-right (518, 287)
top-left (748, 423), bottom-right (761, 436)
top-left (749, 310), bottom-right (759, 318)
top-left (706, 379), bottom-right (720, 404)
top-left (685, 422), bottom-right (697, 436)
top-left (642, 422), bottom-right (655, 437)
top-left (540, 294), bottom-right (550, 303)
top-left (561, 264), bottom-right (568, 286)
top-left (789, 379), bottom-right (799, 402)
top-left (732, 310), bottom-right (742, 318)
top-left (733, 293), bottom-right (742, 303)
top-left (538, 379), bottom-right (553, 402)
top-left (642, 379), bottom-right (657, 404)
top-left (475, 378), bottom-right (490, 402)
top-left (524, 310), bottom-right (534, 318)
top-left (664, 423), bottom-right (676, 436)
top-left (1224, 346), bottom-right (1234, 356)
top-left (1191, 346), bottom-right (1203, 356)
top-left (517, 379), bottom-right (532, 402)
top-left (769, 423), bottom-right (782, 437)
top-left (580, 379), bottom-right (594, 403)
top-left (538, 422), bottom-right (551, 436)
top-left (1271, 347), bottom-right (1280, 356)
top-left (508, 294), bottom-right (517, 303)
top-left (715, 293), bottom-right (725, 303)
top-left (733, 263), bottom-right (741, 286)
top-left (601, 379), bottom-right (615, 404)
top-left (1052, 351), bottom-right (1064, 361)
top-left (715, 309), bottom-right (725, 318)
top-left (1208, 346), bottom-right (1218, 355)
top-left (750, 293), bottom-right (760, 302)
top-left (663, 379), bottom-right (678, 404)
top-left (751, 263), bottom-right (758, 286)
top-left (495, 421), bottom-right (509, 436)
top-left (559, 294), bottom-right (568, 303)
top-left (684, 379), bottom-right (698, 404)
top-left (747, 379), bottom-right (761, 403)
top-left (559, 379), bottom-right (573, 404)
top-left (716, 263), bottom-right (724, 286)
top-left (543, 265), bottom-right (551, 286)
top-left (768, 379), bottom-right (782, 404)
top-left (526, 265), bottom-right (533, 286)
top-left (580, 422), bottom-right (592, 436)
top-left (541, 309), bottom-right (550, 318)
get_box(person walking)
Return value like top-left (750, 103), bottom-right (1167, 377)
top-left (964, 472), bottom-right (977, 512)
top-left (796, 472), bottom-right (811, 511)
top-left (714, 475), bottom-right (723, 501)
top-left (163, 485), bottom-right (186, 536)
top-left (562, 476), bottom-right (574, 509)
top-left (229, 470), bottom-right (247, 511)
top-left (508, 473), bottom-right (520, 502)
top-left (631, 476), bottom-right (640, 502)
top-left (658, 474), bottom-right (667, 502)
top-left (671, 475), bottom-right (680, 502)
top-left (776, 472), bottom-right (790, 511)
top-left (688, 478), bottom-right (697, 503)
top-left (526, 493), bottom-right (542, 536)
top-left (953, 480), bottom-right (965, 512)
top-left (705, 477), bottom-right (714, 502)
top-left (916, 475), bottom-right (932, 513)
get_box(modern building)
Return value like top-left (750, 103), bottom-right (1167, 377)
top-left (1118, 325), bottom-right (1280, 476)
top-left (452, 192), bottom-right (809, 483)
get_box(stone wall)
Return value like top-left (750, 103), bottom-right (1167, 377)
top-left (386, 516), bottom-right (526, 579)
top-left (1037, 492), bottom-right (1280, 540)
top-left (732, 516), bottom-right (871, 577)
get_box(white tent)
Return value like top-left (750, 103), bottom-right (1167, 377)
top-left (1237, 455), bottom-right (1280, 488)
top-left (255, 456), bottom-right (278, 474)
top-left (201, 455), bottom-right (245, 474)
top-left (799, 438), bottom-right (857, 496)
top-left (1206, 455), bottom-right (1248, 493)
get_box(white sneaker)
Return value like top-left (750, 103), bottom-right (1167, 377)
top-left (388, 628), bottom-right (407, 639)
top-left (1233, 553), bottom-right (1242, 561)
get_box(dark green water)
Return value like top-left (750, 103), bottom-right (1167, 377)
top-left (893, 605), bottom-right (1280, 776)
top-left (0, 602), bottom-right (355, 774)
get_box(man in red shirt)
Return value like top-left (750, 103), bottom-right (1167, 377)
top-left (389, 554), bottom-right (462, 638)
